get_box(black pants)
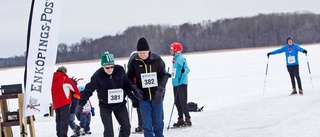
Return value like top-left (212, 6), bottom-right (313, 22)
top-left (287, 65), bottom-right (302, 90)
top-left (55, 105), bottom-right (70, 137)
top-left (173, 84), bottom-right (190, 120)
top-left (100, 104), bottom-right (130, 137)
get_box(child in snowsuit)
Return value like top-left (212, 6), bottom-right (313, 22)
top-left (78, 86), bottom-right (95, 135)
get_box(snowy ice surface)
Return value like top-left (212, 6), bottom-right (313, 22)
top-left (1, 44), bottom-right (320, 137)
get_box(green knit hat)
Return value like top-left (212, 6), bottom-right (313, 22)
top-left (101, 51), bottom-right (114, 66)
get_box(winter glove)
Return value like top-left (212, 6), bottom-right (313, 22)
top-left (91, 107), bottom-right (95, 116)
top-left (154, 87), bottom-right (164, 104)
top-left (267, 53), bottom-right (271, 58)
top-left (303, 50), bottom-right (308, 54)
top-left (75, 106), bottom-right (83, 120)
top-left (70, 77), bottom-right (78, 85)
top-left (129, 96), bottom-right (139, 108)
top-left (181, 68), bottom-right (185, 73)
top-left (165, 72), bottom-right (171, 78)
top-left (131, 85), bottom-right (144, 100)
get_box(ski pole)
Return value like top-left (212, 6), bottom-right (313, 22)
top-left (167, 65), bottom-right (183, 131)
top-left (263, 57), bottom-right (269, 97)
top-left (130, 102), bottom-right (133, 124)
top-left (305, 54), bottom-right (315, 94)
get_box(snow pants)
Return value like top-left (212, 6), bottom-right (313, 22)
top-left (99, 104), bottom-right (130, 137)
top-left (174, 84), bottom-right (190, 120)
top-left (55, 104), bottom-right (70, 137)
top-left (287, 65), bottom-right (302, 90)
top-left (80, 112), bottom-right (91, 132)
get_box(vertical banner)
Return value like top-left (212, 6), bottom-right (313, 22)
top-left (24, 0), bottom-right (64, 117)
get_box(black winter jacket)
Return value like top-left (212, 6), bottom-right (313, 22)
top-left (79, 65), bottom-right (133, 109)
top-left (127, 52), bottom-right (169, 100)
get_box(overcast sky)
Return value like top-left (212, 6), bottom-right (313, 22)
top-left (1, 0), bottom-right (319, 58)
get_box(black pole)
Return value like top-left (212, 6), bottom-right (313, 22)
top-left (263, 57), bottom-right (269, 97)
top-left (167, 63), bottom-right (184, 131)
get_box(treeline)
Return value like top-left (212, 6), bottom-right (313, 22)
top-left (1, 12), bottom-right (320, 68)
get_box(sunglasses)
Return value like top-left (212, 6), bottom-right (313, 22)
top-left (103, 66), bottom-right (114, 69)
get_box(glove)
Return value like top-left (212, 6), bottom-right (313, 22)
top-left (303, 50), bottom-right (307, 54)
top-left (70, 77), bottom-right (78, 85)
top-left (132, 85), bottom-right (144, 100)
top-left (154, 87), bottom-right (164, 104)
top-left (75, 106), bottom-right (83, 120)
top-left (181, 68), bottom-right (185, 73)
top-left (267, 53), bottom-right (271, 58)
top-left (129, 96), bottom-right (139, 108)
top-left (91, 107), bottom-right (95, 116)
top-left (165, 72), bottom-right (171, 78)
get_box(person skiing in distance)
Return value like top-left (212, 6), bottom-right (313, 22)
top-left (75, 51), bottom-right (138, 137)
top-left (170, 42), bottom-right (192, 127)
top-left (267, 36), bottom-right (307, 95)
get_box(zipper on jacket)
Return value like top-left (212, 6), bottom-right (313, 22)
top-left (110, 75), bottom-right (114, 89)
top-left (139, 59), bottom-right (152, 100)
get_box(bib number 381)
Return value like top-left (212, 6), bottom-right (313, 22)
top-left (108, 89), bottom-right (124, 104)
top-left (141, 72), bottom-right (158, 88)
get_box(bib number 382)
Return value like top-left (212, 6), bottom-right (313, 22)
top-left (108, 89), bottom-right (124, 104)
top-left (141, 72), bottom-right (158, 88)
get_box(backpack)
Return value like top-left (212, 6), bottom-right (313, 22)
top-left (187, 102), bottom-right (204, 112)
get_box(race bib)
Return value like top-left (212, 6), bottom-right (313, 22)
top-left (288, 55), bottom-right (296, 64)
top-left (107, 88), bottom-right (124, 104)
top-left (141, 72), bottom-right (158, 88)
top-left (172, 68), bottom-right (176, 79)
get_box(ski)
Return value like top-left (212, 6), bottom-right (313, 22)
top-left (289, 93), bottom-right (303, 96)
top-left (131, 131), bottom-right (143, 134)
top-left (169, 125), bottom-right (192, 129)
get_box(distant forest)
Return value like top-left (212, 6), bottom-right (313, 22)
top-left (1, 12), bottom-right (320, 68)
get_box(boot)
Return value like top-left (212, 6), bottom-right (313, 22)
top-left (173, 118), bottom-right (185, 127)
top-left (85, 131), bottom-right (92, 135)
top-left (70, 132), bottom-right (78, 137)
top-left (135, 125), bottom-right (143, 132)
top-left (185, 117), bottom-right (192, 126)
top-left (299, 89), bottom-right (303, 95)
top-left (76, 126), bottom-right (81, 136)
top-left (290, 88), bottom-right (297, 95)
top-left (80, 128), bottom-right (86, 136)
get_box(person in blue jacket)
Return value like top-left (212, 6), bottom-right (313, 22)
top-left (170, 42), bottom-right (191, 127)
top-left (267, 36), bottom-right (307, 95)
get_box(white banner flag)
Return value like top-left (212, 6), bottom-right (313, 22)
top-left (24, 0), bottom-right (64, 117)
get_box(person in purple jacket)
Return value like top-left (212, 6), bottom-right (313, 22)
top-left (267, 36), bottom-right (307, 95)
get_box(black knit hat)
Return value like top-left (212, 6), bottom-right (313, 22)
top-left (286, 36), bottom-right (293, 44)
top-left (137, 37), bottom-right (150, 51)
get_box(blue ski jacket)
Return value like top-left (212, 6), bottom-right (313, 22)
top-left (172, 52), bottom-right (190, 86)
top-left (269, 43), bottom-right (305, 66)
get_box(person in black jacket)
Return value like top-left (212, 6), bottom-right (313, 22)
top-left (128, 51), bottom-right (143, 132)
top-left (127, 37), bottom-right (169, 137)
top-left (75, 51), bottom-right (139, 137)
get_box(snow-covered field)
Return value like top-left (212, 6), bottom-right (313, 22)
top-left (1, 44), bottom-right (320, 137)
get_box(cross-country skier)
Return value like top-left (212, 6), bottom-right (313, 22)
top-left (170, 42), bottom-right (192, 127)
top-left (267, 36), bottom-right (307, 95)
